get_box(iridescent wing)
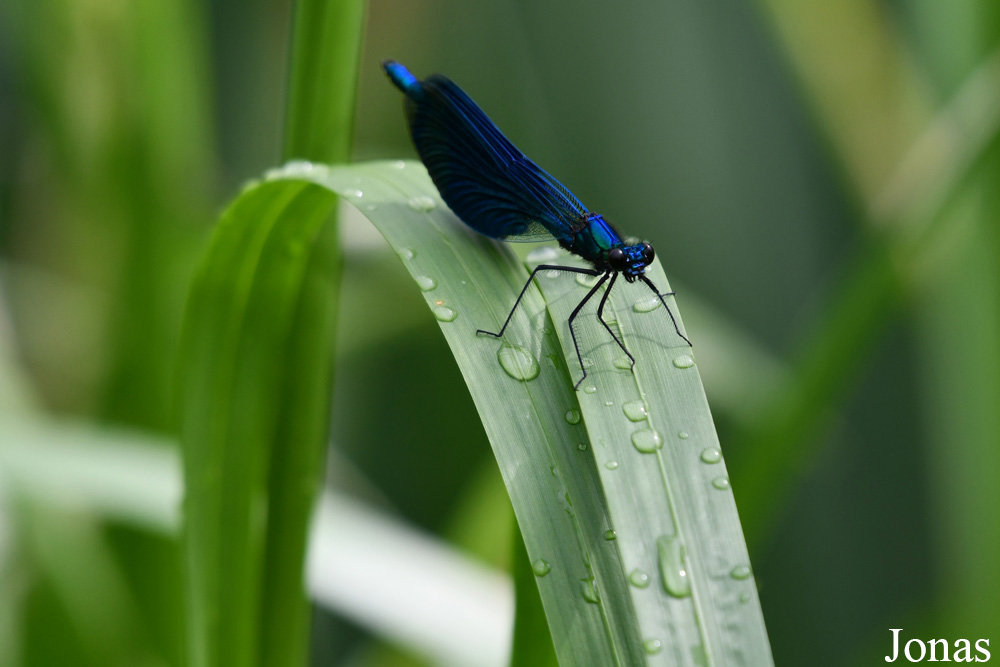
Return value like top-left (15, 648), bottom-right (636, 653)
top-left (396, 69), bottom-right (590, 243)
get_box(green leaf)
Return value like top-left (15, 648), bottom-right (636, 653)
top-left (177, 179), bottom-right (339, 667)
top-left (269, 159), bottom-right (773, 666)
top-left (283, 0), bottom-right (366, 163)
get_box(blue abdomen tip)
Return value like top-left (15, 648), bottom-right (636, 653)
top-left (383, 60), bottom-right (421, 96)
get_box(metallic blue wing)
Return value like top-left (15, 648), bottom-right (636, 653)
top-left (384, 61), bottom-right (590, 243)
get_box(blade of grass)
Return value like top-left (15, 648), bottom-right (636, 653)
top-left (176, 180), bottom-right (339, 667)
top-left (271, 159), bottom-right (772, 665)
top-left (533, 252), bottom-right (772, 666)
top-left (283, 0), bottom-right (366, 163)
top-left (274, 160), bottom-right (640, 663)
top-left (178, 0), bottom-right (364, 664)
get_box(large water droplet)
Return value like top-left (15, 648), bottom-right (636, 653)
top-left (633, 296), bottom-right (662, 313)
top-left (414, 275), bottom-right (436, 291)
top-left (526, 246), bottom-right (559, 263)
top-left (657, 535), bottom-right (691, 598)
top-left (432, 305), bottom-right (457, 322)
top-left (344, 189), bottom-right (364, 199)
top-left (580, 578), bottom-right (600, 604)
top-left (622, 400), bottom-right (648, 422)
top-left (604, 529), bottom-right (617, 541)
top-left (407, 195), bottom-right (436, 212)
top-left (730, 565), bottom-right (752, 580)
top-left (531, 559), bottom-right (551, 577)
top-left (498, 344), bottom-right (540, 382)
top-left (644, 639), bottom-right (663, 655)
top-left (631, 428), bottom-right (663, 453)
top-left (700, 448), bottom-right (722, 464)
top-left (604, 460), bottom-right (619, 470)
top-left (583, 385), bottom-right (597, 394)
top-left (400, 248), bottom-right (415, 260)
top-left (712, 477), bottom-right (731, 490)
top-left (576, 273), bottom-right (601, 288)
top-left (678, 430), bottom-right (689, 439)
top-left (613, 356), bottom-right (633, 370)
top-left (673, 354), bottom-right (695, 369)
top-left (564, 409), bottom-right (581, 425)
top-left (629, 569), bottom-right (650, 588)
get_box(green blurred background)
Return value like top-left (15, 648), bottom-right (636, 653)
top-left (1, 0), bottom-right (997, 665)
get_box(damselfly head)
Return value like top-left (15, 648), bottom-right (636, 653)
top-left (608, 242), bottom-right (655, 282)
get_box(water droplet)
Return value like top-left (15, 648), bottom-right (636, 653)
top-left (604, 529), bottom-right (617, 541)
top-left (657, 535), bottom-right (691, 598)
top-left (712, 477), bottom-right (731, 490)
top-left (414, 275), bottom-right (436, 291)
top-left (344, 189), bottom-right (364, 198)
top-left (432, 305), bottom-right (456, 322)
top-left (700, 448), bottom-right (722, 464)
top-left (497, 344), bottom-right (540, 382)
top-left (631, 428), bottom-right (663, 453)
top-left (739, 592), bottom-right (751, 604)
top-left (644, 639), bottom-right (663, 655)
top-left (633, 296), bottom-right (662, 313)
top-left (678, 431), bottom-right (689, 439)
top-left (613, 356), bottom-right (633, 370)
top-left (564, 409), bottom-right (581, 425)
top-left (580, 578), bottom-right (600, 604)
top-left (576, 273), bottom-right (601, 288)
top-left (526, 246), bottom-right (559, 263)
top-left (392, 160), bottom-right (406, 169)
top-left (400, 248), bottom-right (415, 260)
top-left (531, 559), bottom-right (551, 576)
top-left (605, 460), bottom-right (619, 470)
top-left (629, 569), bottom-right (650, 588)
top-left (673, 354), bottom-right (695, 369)
top-left (580, 357), bottom-right (594, 369)
top-left (407, 195), bottom-right (436, 212)
top-left (604, 401), bottom-right (614, 407)
top-left (730, 565), bottom-right (752, 580)
top-left (583, 385), bottom-right (597, 394)
top-left (577, 443), bottom-right (587, 451)
top-left (544, 269), bottom-right (560, 279)
top-left (622, 400), bottom-right (649, 422)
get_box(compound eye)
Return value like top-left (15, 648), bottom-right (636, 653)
top-left (608, 247), bottom-right (627, 271)
top-left (642, 243), bottom-right (655, 265)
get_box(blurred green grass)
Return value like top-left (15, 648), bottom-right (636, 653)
top-left (1, 0), bottom-right (998, 666)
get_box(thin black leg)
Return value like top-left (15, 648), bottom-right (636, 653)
top-left (568, 272), bottom-right (611, 389)
top-left (639, 275), bottom-right (692, 346)
top-left (596, 272), bottom-right (635, 370)
top-left (477, 264), bottom-right (601, 337)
